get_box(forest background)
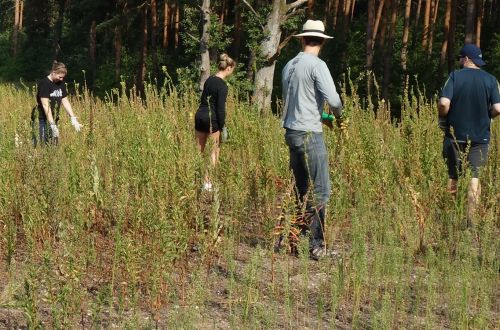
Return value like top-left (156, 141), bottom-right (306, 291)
top-left (1, 0), bottom-right (500, 113)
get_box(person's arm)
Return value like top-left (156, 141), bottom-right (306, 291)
top-left (216, 82), bottom-right (228, 129)
top-left (62, 97), bottom-right (83, 131)
top-left (314, 62), bottom-right (343, 118)
top-left (491, 103), bottom-right (500, 118)
top-left (40, 98), bottom-right (56, 124)
top-left (438, 97), bottom-right (451, 117)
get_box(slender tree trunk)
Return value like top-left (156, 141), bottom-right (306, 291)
top-left (332, 0), bottom-right (339, 30)
top-left (475, 0), bottom-right (484, 46)
top-left (447, 0), bottom-right (457, 72)
top-left (89, 20), bottom-right (97, 90)
top-left (307, 0), bottom-right (315, 17)
top-left (465, 0), bottom-right (476, 43)
top-left (137, 5), bottom-right (148, 94)
top-left (199, 0), bottom-right (211, 91)
top-left (151, 0), bottom-right (158, 76)
top-left (401, 0), bottom-right (412, 72)
top-left (372, 0), bottom-right (386, 46)
top-left (163, 1), bottom-right (170, 48)
top-left (12, 0), bottom-right (21, 58)
top-left (114, 26), bottom-right (122, 82)
top-left (422, 0), bottom-right (431, 49)
top-left (53, 0), bottom-right (67, 61)
top-left (343, 0), bottom-right (352, 35)
top-left (366, 0), bottom-right (375, 104)
top-left (382, 0), bottom-right (398, 101)
top-left (415, 0), bottom-right (423, 26)
top-left (19, 0), bottom-right (24, 30)
top-left (428, 0), bottom-right (439, 55)
top-left (232, 0), bottom-right (242, 58)
top-left (440, 0), bottom-right (451, 67)
top-left (174, 0), bottom-right (180, 49)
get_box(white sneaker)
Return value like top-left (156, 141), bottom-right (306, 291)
top-left (203, 181), bottom-right (213, 192)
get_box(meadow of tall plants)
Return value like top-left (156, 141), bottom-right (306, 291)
top-left (0, 78), bottom-right (498, 328)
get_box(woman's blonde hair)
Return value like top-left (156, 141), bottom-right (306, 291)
top-left (218, 53), bottom-right (235, 71)
top-left (52, 61), bottom-right (67, 75)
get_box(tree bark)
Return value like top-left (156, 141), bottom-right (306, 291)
top-left (401, 0), bottom-right (412, 72)
top-left (151, 0), bottom-right (159, 77)
top-left (465, 0), bottom-right (476, 43)
top-left (428, 0), bottom-right (439, 55)
top-left (372, 0), bottom-right (386, 47)
top-left (12, 0), bottom-right (21, 58)
top-left (332, 0), bottom-right (339, 30)
top-left (174, 0), bottom-right (180, 49)
top-left (137, 5), bottom-right (148, 94)
top-left (475, 0), bottom-right (484, 46)
top-left (366, 0), bottom-right (375, 103)
top-left (232, 0), bottom-right (243, 59)
top-left (114, 26), bottom-right (122, 82)
top-left (440, 0), bottom-right (451, 67)
top-left (53, 0), bottom-right (67, 61)
top-left (199, 0), bottom-right (211, 91)
top-left (382, 0), bottom-right (398, 102)
top-left (422, 0), bottom-right (431, 49)
top-left (447, 0), bottom-right (457, 73)
top-left (163, 1), bottom-right (170, 48)
top-left (253, 0), bottom-right (308, 111)
top-left (89, 20), bottom-right (97, 90)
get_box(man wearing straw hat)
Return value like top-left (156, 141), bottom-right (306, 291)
top-left (438, 43), bottom-right (500, 228)
top-left (281, 19), bottom-right (343, 260)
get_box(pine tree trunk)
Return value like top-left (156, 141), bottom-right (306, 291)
top-left (151, 0), bottom-right (158, 77)
top-left (372, 0), bottom-right (386, 46)
top-left (366, 0), bottom-right (375, 104)
top-left (382, 0), bottom-right (398, 102)
top-left (114, 26), bottom-right (121, 82)
top-left (401, 0), bottom-right (412, 72)
top-left (163, 1), bottom-right (170, 48)
top-left (200, 0), bottom-right (211, 91)
top-left (447, 0), bottom-right (457, 72)
top-left (332, 0), bottom-right (339, 30)
top-left (137, 5), bottom-right (148, 94)
top-left (428, 0), bottom-right (440, 55)
top-left (232, 0), bottom-right (242, 58)
top-left (53, 0), bottom-right (67, 61)
top-left (89, 20), bottom-right (97, 90)
top-left (174, 0), bottom-right (180, 49)
top-left (475, 0), bottom-right (484, 46)
top-left (422, 0), bottom-right (431, 49)
top-left (440, 0), bottom-right (451, 67)
top-left (465, 0), bottom-right (476, 43)
top-left (12, 0), bottom-right (21, 58)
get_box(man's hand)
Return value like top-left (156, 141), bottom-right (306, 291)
top-left (322, 118), bottom-right (334, 129)
top-left (70, 116), bottom-right (83, 132)
top-left (50, 123), bottom-right (60, 138)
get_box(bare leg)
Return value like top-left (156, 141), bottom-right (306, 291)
top-left (447, 178), bottom-right (458, 198)
top-left (208, 130), bottom-right (221, 166)
top-left (195, 130), bottom-right (209, 152)
top-left (467, 178), bottom-right (481, 225)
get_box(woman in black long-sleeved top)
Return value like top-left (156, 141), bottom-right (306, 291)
top-left (195, 53), bottom-right (235, 190)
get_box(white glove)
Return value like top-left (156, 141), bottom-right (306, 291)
top-left (221, 127), bottom-right (229, 143)
top-left (50, 123), bottom-right (60, 138)
top-left (70, 116), bottom-right (83, 132)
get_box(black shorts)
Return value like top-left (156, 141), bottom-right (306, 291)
top-left (194, 109), bottom-right (220, 133)
top-left (442, 136), bottom-right (489, 179)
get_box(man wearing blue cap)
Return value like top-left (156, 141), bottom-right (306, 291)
top-left (438, 44), bottom-right (500, 227)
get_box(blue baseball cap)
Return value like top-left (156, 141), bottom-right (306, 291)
top-left (459, 44), bottom-right (486, 66)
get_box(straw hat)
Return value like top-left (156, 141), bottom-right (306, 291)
top-left (295, 20), bottom-right (333, 39)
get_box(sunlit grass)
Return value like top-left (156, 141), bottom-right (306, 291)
top-left (0, 80), bottom-right (498, 328)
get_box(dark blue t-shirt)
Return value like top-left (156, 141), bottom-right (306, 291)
top-left (440, 68), bottom-right (500, 143)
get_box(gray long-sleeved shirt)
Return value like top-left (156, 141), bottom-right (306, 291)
top-left (282, 52), bottom-right (342, 132)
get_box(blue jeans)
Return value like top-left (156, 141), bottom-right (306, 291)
top-left (285, 129), bottom-right (330, 248)
top-left (36, 118), bottom-right (57, 146)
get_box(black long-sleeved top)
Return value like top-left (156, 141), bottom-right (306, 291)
top-left (197, 75), bottom-right (228, 131)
